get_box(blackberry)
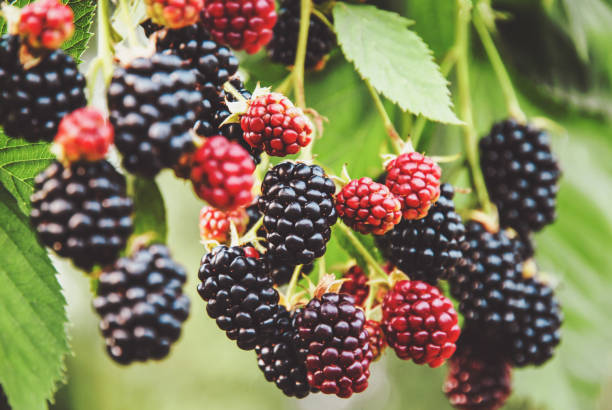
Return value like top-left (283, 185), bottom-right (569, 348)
top-left (258, 162), bottom-right (337, 265)
top-left (293, 293), bottom-right (372, 398)
top-left (141, 19), bottom-right (162, 36)
top-left (93, 244), bottom-right (190, 364)
top-left (255, 305), bottom-right (312, 398)
top-left (30, 160), bottom-right (133, 271)
top-left (0, 35), bottom-right (86, 142)
top-left (267, 0), bottom-right (335, 69)
top-left (108, 53), bottom-right (202, 177)
top-left (480, 119), bottom-right (561, 235)
top-left (197, 245), bottom-right (280, 350)
top-left (375, 183), bottom-right (466, 284)
top-left (0, 386), bottom-right (8, 410)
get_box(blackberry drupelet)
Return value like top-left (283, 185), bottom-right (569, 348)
top-left (267, 0), bottom-right (336, 69)
top-left (197, 245), bottom-right (280, 350)
top-left (93, 244), bottom-right (190, 364)
top-left (0, 35), bottom-right (86, 142)
top-left (30, 160), bottom-right (133, 271)
top-left (107, 53), bottom-right (202, 177)
top-left (480, 119), bottom-right (561, 235)
top-left (256, 305), bottom-right (312, 398)
top-left (340, 265), bottom-right (369, 307)
top-left (141, 19), bottom-right (162, 36)
top-left (293, 293), bottom-right (372, 398)
top-left (375, 183), bottom-right (466, 284)
top-left (258, 162), bottom-right (337, 265)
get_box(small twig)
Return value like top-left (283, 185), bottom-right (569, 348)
top-left (364, 79), bottom-right (403, 154)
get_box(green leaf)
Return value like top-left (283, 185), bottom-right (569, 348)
top-left (129, 177), bottom-right (168, 244)
top-left (0, 131), bottom-right (54, 214)
top-left (332, 3), bottom-right (461, 125)
top-left (0, 185), bottom-right (69, 410)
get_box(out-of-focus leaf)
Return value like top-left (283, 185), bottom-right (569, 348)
top-left (129, 177), bottom-right (168, 244)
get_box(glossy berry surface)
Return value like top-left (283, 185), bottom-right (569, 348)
top-left (382, 280), bottom-right (460, 367)
top-left (190, 135), bottom-right (255, 210)
top-left (54, 107), bottom-right (114, 162)
top-left (258, 162), bottom-right (337, 265)
top-left (364, 319), bottom-right (386, 361)
top-left (336, 177), bottom-right (402, 235)
top-left (197, 245), bottom-right (279, 350)
top-left (0, 35), bottom-right (86, 142)
top-left (480, 119), bottom-right (561, 235)
top-left (375, 183), bottom-right (466, 284)
top-left (93, 245), bottom-right (190, 364)
top-left (385, 151), bottom-right (441, 220)
top-left (18, 0), bottom-right (74, 50)
top-left (293, 293), bottom-right (372, 398)
top-left (199, 205), bottom-right (248, 243)
top-left (340, 265), bottom-right (369, 307)
top-left (30, 160), bottom-right (133, 271)
top-left (256, 305), bottom-right (312, 398)
top-left (203, 0), bottom-right (277, 54)
top-left (241, 92), bottom-right (313, 156)
top-left (144, 0), bottom-right (204, 28)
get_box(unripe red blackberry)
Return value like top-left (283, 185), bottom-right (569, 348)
top-left (190, 135), bottom-right (255, 210)
top-left (17, 0), bottom-right (74, 50)
top-left (258, 162), bottom-right (337, 265)
top-left (336, 177), bottom-right (402, 235)
top-left (0, 35), bottom-right (86, 142)
top-left (293, 293), bottom-right (372, 398)
top-left (267, 0), bottom-right (336, 69)
top-left (364, 319), bottom-right (386, 361)
top-left (241, 91), bottom-right (313, 156)
top-left (108, 53), bottom-right (202, 177)
top-left (480, 119), bottom-right (561, 235)
top-left (197, 245), bottom-right (280, 350)
top-left (375, 184), bottom-right (466, 284)
top-left (444, 341), bottom-right (512, 410)
top-left (385, 151), bottom-right (441, 220)
top-left (203, 0), bottom-right (277, 54)
top-left (93, 244), bottom-right (190, 364)
top-left (53, 107), bottom-right (114, 162)
top-left (256, 305), bottom-right (312, 398)
top-left (199, 205), bottom-right (248, 243)
top-left (381, 280), bottom-right (460, 367)
top-left (30, 160), bottom-right (133, 271)
top-left (340, 265), bottom-right (369, 307)
top-left (144, 0), bottom-right (204, 28)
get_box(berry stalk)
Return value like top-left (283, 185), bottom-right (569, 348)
top-left (292, 0), bottom-right (311, 109)
top-left (336, 220), bottom-right (388, 281)
top-left (117, 0), bottom-right (141, 49)
top-left (364, 78), bottom-right (403, 154)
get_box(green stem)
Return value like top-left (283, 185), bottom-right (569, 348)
top-left (473, 3), bottom-right (526, 122)
top-left (456, 0), bottom-right (492, 214)
top-left (285, 264), bottom-right (303, 304)
top-left (364, 79), bottom-right (403, 154)
top-left (311, 8), bottom-right (334, 31)
top-left (118, 0), bottom-right (141, 49)
top-left (293, 0), bottom-right (311, 109)
top-left (275, 71), bottom-right (294, 95)
top-left (336, 221), bottom-right (388, 280)
top-left (96, 0), bottom-right (114, 86)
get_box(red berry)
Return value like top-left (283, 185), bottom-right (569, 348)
top-left (340, 265), bottom-right (369, 307)
top-left (144, 0), bottom-right (204, 28)
top-left (203, 0), bottom-right (276, 54)
top-left (385, 152), bottom-right (441, 220)
top-left (381, 280), bottom-right (460, 367)
top-left (242, 245), bottom-right (259, 258)
top-left (199, 206), bottom-right (248, 242)
top-left (240, 92), bottom-right (313, 156)
top-left (190, 135), bottom-right (255, 210)
top-left (364, 320), bottom-right (386, 361)
top-left (336, 177), bottom-right (402, 235)
top-left (53, 108), bottom-right (113, 162)
top-left (17, 0), bottom-right (74, 50)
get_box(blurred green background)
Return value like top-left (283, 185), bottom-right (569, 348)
top-left (50, 0), bottom-right (612, 409)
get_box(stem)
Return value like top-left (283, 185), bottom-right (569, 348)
top-left (311, 8), bottom-right (334, 31)
top-left (293, 0), bottom-right (311, 109)
top-left (336, 221), bottom-right (388, 280)
top-left (473, 3), bottom-right (526, 122)
top-left (96, 0), bottom-right (114, 85)
top-left (456, 0), bottom-right (492, 214)
top-left (118, 0), bottom-right (140, 49)
top-left (285, 264), bottom-right (303, 304)
top-left (364, 79), bottom-right (403, 154)
top-left (275, 71), bottom-right (294, 95)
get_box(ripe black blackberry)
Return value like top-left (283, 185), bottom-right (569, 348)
top-left (259, 162), bottom-right (337, 265)
top-left (107, 53), bottom-right (202, 177)
top-left (30, 160), bottom-right (133, 271)
top-left (480, 119), bottom-right (561, 235)
top-left (0, 35), bottom-right (86, 142)
top-left (141, 19), bottom-right (162, 36)
top-left (375, 183), bottom-right (466, 284)
top-left (267, 0), bottom-right (336, 69)
top-left (93, 244), bottom-right (190, 364)
top-left (256, 305), bottom-right (312, 398)
top-left (197, 245), bottom-right (280, 350)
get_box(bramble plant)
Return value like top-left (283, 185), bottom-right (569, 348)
top-left (0, 0), bottom-right (611, 409)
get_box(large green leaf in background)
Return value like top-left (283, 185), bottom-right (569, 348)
top-left (0, 187), bottom-right (69, 410)
top-left (129, 177), bottom-right (168, 244)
